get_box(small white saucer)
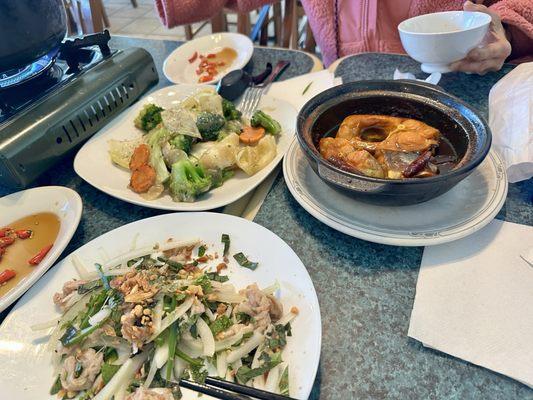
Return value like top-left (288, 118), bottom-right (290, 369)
top-left (163, 32), bottom-right (253, 85)
top-left (0, 186), bottom-right (82, 312)
top-left (283, 140), bottom-right (508, 247)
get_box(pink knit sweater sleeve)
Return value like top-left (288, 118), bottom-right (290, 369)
top-left (488, 0), bottom-right (533, 60)
top-left (155, 0), bottom-right (273, 28)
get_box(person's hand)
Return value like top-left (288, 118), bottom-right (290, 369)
top-left (450, 0), bottom-right (511, 74)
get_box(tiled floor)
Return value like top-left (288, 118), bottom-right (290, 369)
top-left (103, 0), bottom-right (240, 41)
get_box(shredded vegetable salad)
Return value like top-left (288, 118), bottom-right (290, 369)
top-left (35, 235), bottom-right (297, 400)
top-left (108, 87), bottom-right (282, 203)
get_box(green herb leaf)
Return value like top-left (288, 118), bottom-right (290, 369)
top-left (209, 315), bottom-right (233, 336)
top-left (236, 352), bottom-right (282, 383)
top-left (95, 263), bottom-right (110, 290)
top-left (175, 347), bottom-right (204, 367)
top-left (166, 322), bottom-right (179, 380)
top-left (101, 362), bottom-right (121, 384)
top-left (301, 81), bottom-right (313, 95)
top-left (236, 312), bottom-right (252, 324)
top-left (205, 272), bottom-right (229, 283)
top-left (60, 325), bottom-right (78, 346)
top-left (279, 366), bottom-right (289, 395)
top-left (157, 257), bottom-right (183, 271)
top-left (189, 363), bottom-right (208, 383)
top-left (74, 361), bottom-right (84, 378)
top-left (198, 245), bottom-right (206, 257)
top-left (233, 252), bottom-right (258, 270)
top-left (221, 234), bottom-right (230, 256)
top-left (50, 375), bottom-right (62, 395)
top-left (104, 347), bottom-right (118, 363)
top-left (164, 294), bottom-right (177, 313)
top-left (192, 275), bottom-right (213, 294)
top-left (77, 280), bottom-right (102, 295)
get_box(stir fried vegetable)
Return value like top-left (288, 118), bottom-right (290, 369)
top-left (169, 158), bottom-right (212, 202)
top-left (109, 88), bottom-right (283, 203)
top-left (196, 112), bottom-right (226, 141)
top-left (222, 98), bottom-right (242, 121)
top-left (134, 104), bottom-right (163, 132)
top-left (251, 110), bottom-right (281, 136)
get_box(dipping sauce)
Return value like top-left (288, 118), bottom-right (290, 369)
top-left (0, 212), bottom-right (60, 297)
top-left (190, 47), bottom-right (238, 83)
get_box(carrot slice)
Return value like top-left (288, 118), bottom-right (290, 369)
top-left (239, 126), bottom-right (266, 145)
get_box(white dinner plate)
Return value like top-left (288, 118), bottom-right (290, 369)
top-left (0, 212), bottom-right (321, 400)
top-left (283, 139), bottom-right (508, 246)
top-left (74, 84), bottom-right (297, 211)
top-left (0, 186), bottom-right (82, 312)
top-left (163, 33), bottom-right (253, 85)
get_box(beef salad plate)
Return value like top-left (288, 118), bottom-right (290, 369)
top-left (74, 85), bottom-right (297, 211)
top-left (0, 212), bottom-right (321, 400)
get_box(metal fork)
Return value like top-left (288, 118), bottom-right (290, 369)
top-left (239, 60), bottom-right (290, 119)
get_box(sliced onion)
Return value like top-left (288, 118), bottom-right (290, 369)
top-left (148, 296), bottom-right (194, 342)
top-left (226, 331), bottom-right (264, 364)
top-left (88, 306), bottom-right (111, 326)
top-left (216, 351), bottom-right (228, 378)
top-left (197, 317), bottom-right (215, 357)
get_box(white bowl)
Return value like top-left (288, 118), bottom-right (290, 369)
top-left (163, 32), bottom-right (253, 85)
top-left (398, 11), bottom-right (491, 73)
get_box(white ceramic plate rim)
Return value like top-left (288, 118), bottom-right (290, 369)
top-left (73, 84), bottom-right (297, 211)
top-left (283, 139), bottom-right (508, 247)
top-left (0, 186), bottom-right (82, 312)
top-left (0, 212), bottom-right (321, 400)
top-left (163, 32), bottom-right (254, 85)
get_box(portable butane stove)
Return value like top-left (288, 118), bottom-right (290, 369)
top-left (0, 31), bottom-right (158, 188)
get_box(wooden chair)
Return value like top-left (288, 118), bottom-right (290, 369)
top-left (282, 0), bottom-right (315, 51)
top-left (184, 2), bottom-right (283, 47)
top-left (63, 0), bottom-right (110, 35)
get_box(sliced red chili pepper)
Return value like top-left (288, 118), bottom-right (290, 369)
top-left (0, 228), bottom-right (12, 238)
top-left (198, 75), bottom-right (212, 83)
top-left (0, 236), bottom-right (15, 248)
top-left (188, 51), bottom-right (198, 63)
top-left (28, 244), bottom-right (53, 265)
top-left (0, 269), bottom-right (16, 284)
top-left (207, 53), bottom-right (216, 58)
top-left (15, 229), bottom-right (32, 239)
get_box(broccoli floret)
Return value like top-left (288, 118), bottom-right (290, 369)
top-left (251, 110), bottom-right (281, 136)
top-left (169, 134), bottom-right (194, 154)
top-left (207, 168), bottom-right (235, 188)
top-left (222, 98), bottom-right (242, 121)
top-left (196, 112), bottom-right (226, 141)
top-left (169, 158), bottom-right (212, 202)
top-left (134, 103), bottom-right (164, 132)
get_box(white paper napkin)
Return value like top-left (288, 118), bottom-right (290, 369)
top-left (267, 70), bottom-right (342, 111)
top-left (408, 219), bottom-right (533, 387)
top-left (489, 62), bottom-right (533, 183)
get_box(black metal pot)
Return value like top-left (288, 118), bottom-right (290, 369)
top-left (0, 0), bottom-right (67, 72)
top-left (296, 80), bottom-right (492, 206)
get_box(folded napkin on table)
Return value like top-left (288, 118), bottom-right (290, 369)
top-left (489, 62), bottom-right (533, 183)
top-left (408, 219), bottom-right (533, 388)
top-left (266, 70), bottom-right (342, 111)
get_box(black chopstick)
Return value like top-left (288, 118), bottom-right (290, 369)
top-left (180, 376), bottom-right (298, 400)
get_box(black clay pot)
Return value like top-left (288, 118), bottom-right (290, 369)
top-left (296, 80), bottom-right (492, 206)
top-left (0, 0), bottom-right (67, 72)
